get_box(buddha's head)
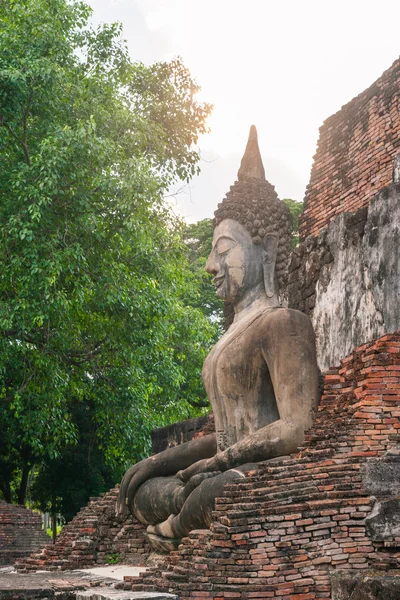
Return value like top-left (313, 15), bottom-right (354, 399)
top-left (206, 126), bottom-right (292, 306)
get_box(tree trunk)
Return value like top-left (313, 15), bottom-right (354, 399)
top-left (0, 483), bottom-right (12, 504)
top-left (51, 495), bottom-right (57, 543)
top-left (17, 462), bottom-right (30, 505)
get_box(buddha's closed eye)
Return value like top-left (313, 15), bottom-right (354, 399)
top-left (216, 237), bottom-right (236, 255)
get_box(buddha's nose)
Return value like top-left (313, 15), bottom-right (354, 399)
top-left (206, 250), bottom-right (218, 274)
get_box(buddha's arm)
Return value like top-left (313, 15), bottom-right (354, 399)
top-left (178, 309), bottom-right (319, 479)
top-left (179, 418), bottom-right (303, 478)
top-left (117, 433), bottom-right (217, 515)
top-left (213, 418), bottom-right (304, 472)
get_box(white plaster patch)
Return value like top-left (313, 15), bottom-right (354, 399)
top-left (79, 565), bottom-right (147, 580)
top-left (312, 186), bottom-right (400, 372)
top-left (312, 213), bottom-right (385, 371)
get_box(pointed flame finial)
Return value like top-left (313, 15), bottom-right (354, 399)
top-left (237, 125), bottom-right (265, 181)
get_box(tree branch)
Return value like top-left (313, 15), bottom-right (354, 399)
top-left (3, 371), bottom-right (35, 403)
top-left (0, 116), bottom-right (20, 145)
top-left (21, 88), bottom-right (34, 167)
top-left (0, 85), bottom-right (34, 167)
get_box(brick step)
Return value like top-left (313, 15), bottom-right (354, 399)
top-left (221, 480), bottom-right (365, 507)
top-left (218, 491), bottom-right (370, 520)
top-left (224, 470), bottom-right (362, 497)
top-left (223, 462), bottom-right (366, 496)
top-left (253, 454), bottom-right (354, 478)
top-left (76, 590), bottom-right (178, 600)
top-left (223, 483), bottom-right (364, 506)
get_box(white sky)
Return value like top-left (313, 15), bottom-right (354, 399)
top-left (89, 0), bottom-right (400, 222)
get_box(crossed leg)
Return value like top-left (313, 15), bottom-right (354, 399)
top-left (132, 464), bottom-right (259, 551)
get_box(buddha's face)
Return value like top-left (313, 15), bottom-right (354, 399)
top-left (206, 219), bottom-right (264, 303)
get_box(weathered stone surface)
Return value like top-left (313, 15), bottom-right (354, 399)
top-left (365, 499), bottom-right (400, 542)
top-left (0, 568), bottom-right (97, 600)
top-left (331, 572), bottom-right (400, 600)
top-left (311, 205), bottom-right (385, 371)
top-left (363, 454), bottom-right (400, 496)
top-left (364, 184), bottom-right (400, 335)
top-left (289, 181), bottom-right (400, 371)
top-left (150, 416), bottom-right (209, 455)
top-left (393, 154), bottom-right (400, 183)
top-left (0, 568), bottom-right (177, 600)
top-left (76, 590), bottom-right (177, 600)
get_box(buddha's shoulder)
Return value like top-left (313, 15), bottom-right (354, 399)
top-left (257, 307), bottom-right (314, 334)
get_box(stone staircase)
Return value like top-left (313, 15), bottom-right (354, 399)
top-left (0, 502), bottom-right (49, 565)
top-left (16, 487), bottom-right (149, 572)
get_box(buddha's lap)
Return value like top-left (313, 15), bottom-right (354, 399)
top-left (133, 475), bottom-right (184, 525)
top-left (132, 463), bottom-right (259, 530)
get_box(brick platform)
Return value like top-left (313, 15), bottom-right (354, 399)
top-left (0, 502), bottom-right (49, 565)
top-left (122, 332), bottom-right (400, 599)
top-left (299, 57), bottom-right (400, 240)
top-left (16, 487), bottom-right (150, 572)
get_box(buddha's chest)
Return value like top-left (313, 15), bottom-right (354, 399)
top-left (203, 334), bottom-right (263, 396)
top-left (202, 317), bottom-right (279, 449)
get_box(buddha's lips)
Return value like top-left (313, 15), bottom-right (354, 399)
top-left (213, 276), bottom-right (224, 288)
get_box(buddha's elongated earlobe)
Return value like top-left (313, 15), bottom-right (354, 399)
top-left (263, 233), bottom-right (279, 298)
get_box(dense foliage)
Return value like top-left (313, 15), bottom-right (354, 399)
top-left (0, 0), bottom-right (214, 508)
top-left (283, 198), bottom-right (303, 247)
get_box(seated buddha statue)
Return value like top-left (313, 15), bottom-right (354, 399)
top-left (117, 126), bottom-right (319, 553)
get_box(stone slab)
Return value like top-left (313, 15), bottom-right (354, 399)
top-left (331, 571), bottom-right (400, 599)
top-left (77, 591), bottom-right (177, 600)
top-left (0, 570), bottom-right (87, 599)
top-left (0, 568), bottom-right (177, 600)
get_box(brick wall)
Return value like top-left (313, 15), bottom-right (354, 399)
top-left (151, 415), bottom-right (210, 455)
top-left (0, 502), bottom-right (49, 565)
top-left (121, 332), bottom-right (400, 599)
top-left (299, 57), bottom-right (400, 240)
top-left (16, 487), bottom-right (150, 572)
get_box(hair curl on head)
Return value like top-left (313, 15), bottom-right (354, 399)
top-left (214, 178), bottom-right (292, 292)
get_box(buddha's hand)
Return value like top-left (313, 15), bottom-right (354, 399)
top-left (116, 457), bottom-right (159, 517)
top-left (176, 456), bottom-right (219, 482)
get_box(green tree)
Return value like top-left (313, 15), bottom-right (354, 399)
top-left (0, 0), bottom-right (213, 505)
top-left (30, 399), bottom-right (117, 523)
top-left (283, 199), bottom-right (303, 247)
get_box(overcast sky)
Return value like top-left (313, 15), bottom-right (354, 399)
top-left (88, 0), bottom-right (400, 223)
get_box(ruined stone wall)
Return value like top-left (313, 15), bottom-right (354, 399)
top-left (0, 502), bottom-right (49, 565)
top-left (291, 59), bottom-right (400, 373)
top-left (16, 487), bottom-right (150, 572)
top-left (299, 57), bottom-right (400, 240)
top-left (288, 180), bottom-right (400, 371)
top-left (122, 332), bottom-right (400, 599)
top-left (151, 415), bottom-right (210, 454)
